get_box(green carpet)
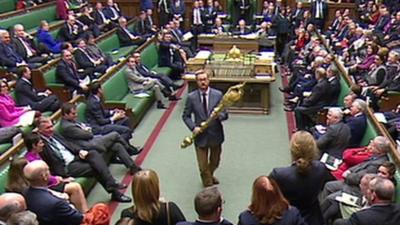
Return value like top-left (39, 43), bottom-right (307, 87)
top-left (87, 74), bottom-right (291, 224)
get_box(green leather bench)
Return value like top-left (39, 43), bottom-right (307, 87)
top-left (0, 0), bottom-right (16, 14)
top-left (0, 143), bottom-right (12, 155)
top-left (143, 43), bottom-right (172, 75)
top-left (102, 68), bottom-right (155, 127)
top-left (97, 34), bottom-right (138, 62)
top-left (0, 5), bottom-right (60, 33)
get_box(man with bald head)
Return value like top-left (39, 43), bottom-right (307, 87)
top-left (334, 177), bottom-right (398, 225)
top-left (0, 192), bottom-right (26, 224)
top-left (23, 160), bottom-right (84, 225)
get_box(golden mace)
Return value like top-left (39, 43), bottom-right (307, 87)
top-left (180, 82), bottom-right (246, 149)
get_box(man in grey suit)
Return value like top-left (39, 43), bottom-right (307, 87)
top-left (182, 71), bottom-right (228, 187)
top-left (316, 108), bottom-right (351, 159)
top-left (59, 103), bottom-right (141, 175)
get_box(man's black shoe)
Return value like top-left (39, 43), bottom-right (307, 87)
top-left (157, 102), bottom-right (167, 109)
top-left (129, 166), bottom-right (142, 175)
top-left (112, 182), bottom-right (128, 189)
top-left (111, 192), bottom-right (132, 203)
top-left (127, 145), bottom-right (143, 155)
top-left (168, 95), bottom-right (181, 101)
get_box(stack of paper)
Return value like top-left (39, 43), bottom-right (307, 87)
top-left (195, 50), bottom-right (212, 59)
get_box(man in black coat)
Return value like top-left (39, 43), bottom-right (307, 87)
top-left (57, 15), bottom-right (88, 43)
top-left (74, 38), bottom-right (109, 78)
top-left (85, 82), bottom-right (142, 155)
top-left (15, 66), bottom-right (60, 112)
top-left (311, 0), bottom-right (328, 30)
top-left (103, 0), bottom-right (121, 23)
top-left (56, 50), bottom-right (89, 94)
top-left (133, 52), bottom-right (182, 94)
top-left (0, 31), bottom-right (35, 72)
top-left (37, 117), bottom-right (132, 202)
top-left (116, 17), bottom-right (146, 47)
top-left (327, 66), bottom-right (341, 106)
top-left (272, 7), bottom-right (290, 60)
top-left (93, 2), bottom-right (115, 31)
top-left (158, 32), bottom-right (186, 80)
top-left (294, 67), bottom-right (331, 130)
top-left (12, 24), bottom-right (49, 66)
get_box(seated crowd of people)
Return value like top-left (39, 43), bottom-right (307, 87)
top-left (0, 0), bottom-right (400, 225)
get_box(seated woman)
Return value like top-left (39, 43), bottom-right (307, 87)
top-left (238, 175), bottom-right (307, 225)
top-left (121, 169), bottom-right (186, 225)
top-left (22, 132), bottom-right (89, 213)
top-left (0, 79), bottom-right (37, 127)
top-left (37, 20), bottom-right (65, 54)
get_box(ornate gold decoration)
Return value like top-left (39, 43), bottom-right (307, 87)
top-left (227, 45), bottom-right (241, 60)
top-left (181, 82), bottom-right (246, 149)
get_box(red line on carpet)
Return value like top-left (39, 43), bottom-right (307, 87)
top-left (280, 66), bottom-right (297, 139)
top-left (107, 82), bottom-right (188, 215)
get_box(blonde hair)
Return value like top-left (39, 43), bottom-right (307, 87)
top-left (290, 131), bottom-right (318, 175)
top-left (131, 169), bottom-right (161, 223)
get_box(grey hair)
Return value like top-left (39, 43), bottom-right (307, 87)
top-left (329, 107), bottom-right (343, 121)
top-left (370, 177), bottom-right (395, 201)
top-left (353, 99), bottom-right (367, 113)
top-left (373, 136), bottom-right (391, 154)
top-left (7, 210), bottom-right (38, 225)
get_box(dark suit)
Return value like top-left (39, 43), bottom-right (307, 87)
top-left (12, 37), bottom-right (47, 65)
top-left (86, 94), bottom-right (132, 141)
top-left (103, 5), bottom-right (121, 22)
top-left (136, 63), bottom-right (176, 91)
top-left (57, 23), bottom-right (81, 43)
top-left (74, 47), bottom-right (107, 76)
top-left (292, 8), bottom-right (305, 28)
top-left (0, 42), bottom-right (25, 72)
top-left (311, 0), bottom-right (328, 29)
top-left (56, 59), bottom-right (84, 93)
top-left (295, 78), bottom-right (331, 130)
top-left (59, 118), bottom-right (137, 169)
top-left (25, 186), bottom-right (83, 225)
top-left (234, 0), bottom-right (251, 24)
top-left (158, 41), bottom-right (185, 79)
top-left (182, 88), bottom-right (228, 186)
top-left (134, 19), bottom-right (153, 38)
top-left (239, 207), bottom-right (307, 225)
top-left (116, 25), bottom-right (145, 47)
top-left (328, 76), bottom-right (341, 106)
top-left (15, 78), bottom-right (60, 112)
top-left (270, 161), bottom-right (327, 225)
top-left (345, 113), bottom-right (367, 147)
top-left (317, 122), bottom-right (351, 158)
top-left (334, 204), bottom-right (396, 225)
top-left (39, 133), bottom-right (118, 192)
top-left (94, 9), bottom-right (115, 31)
top-left (231, 27), bottom-right (251, 35)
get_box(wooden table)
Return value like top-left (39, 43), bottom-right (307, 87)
top-left (184, 54), bottom-right (276, 114)
top-left (198, 35), bottom-right (260, 53)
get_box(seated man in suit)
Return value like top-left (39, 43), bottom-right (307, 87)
top-left (293, 67), bottom-right (331, 130)
top-left (37, 117), bottom-right (131, 202)
top-left (117, 17), bottom-right (146, 47)
top-left (345, 99), bottom-right (367, 147)
top-left (315, 108), bottom-right (351, 159)
top-left (12, 24), bottom-right (50, 66)
top-left (15, 66), bottom-right (60, 113)
top-left (58, 15), bottom-right (89, 44)
top-left (74, 38), bottom-right (109, 78)
top-left (0, 31), bottom-right (36, 72)
top-left (125, 56), bottom-right (176, 109)
top-left (56, 50), bottom-right (89, 95)
top-left (326, 66), bottom-right (341, 106)
top-left (333, 177), bottom-right (398, 225)
top-left (211, 17), bottom-right (225, 35)
top-left (103, 0), bottom-right (122, 23)
top-left (133, 52), bottom-right (183, 95)
top-left (59, 103), bottom-right (141, 174)
top-left (133, 11), bottom-right (154, 39)
top-left (158, 32), bottom-right (187, 80)
top-left (231, 19), bottom-right (251, 35)
top-left (93, 2), bottom-right (115, 32)
top-left (86, 82), bottom-right (142, 154)
top-left (23, 160), bottom-right (110, 225)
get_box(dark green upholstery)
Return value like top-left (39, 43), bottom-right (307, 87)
top-left (97, 34), bottom-right (137, 61)
top-left (102, 68), bottom-right (154, 125)
top-left (141, 43), bottom-right (172, 75)
top-left (0, 0), bottom-right (16, 14)
top-left (0, 5), bottom-right (59, 33)
top-left (0, 166), bottom-right (9, 194)
top-left (0, 143), bottom-right (12, 155)
top-left (76, 102), bottom-right (87, 122)
top-left (337, 77), bottom-right (350, 107)
top-left (44, 68), bottom-right (64, 88)
top-left (359, 118), bottom-right (378, 147)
